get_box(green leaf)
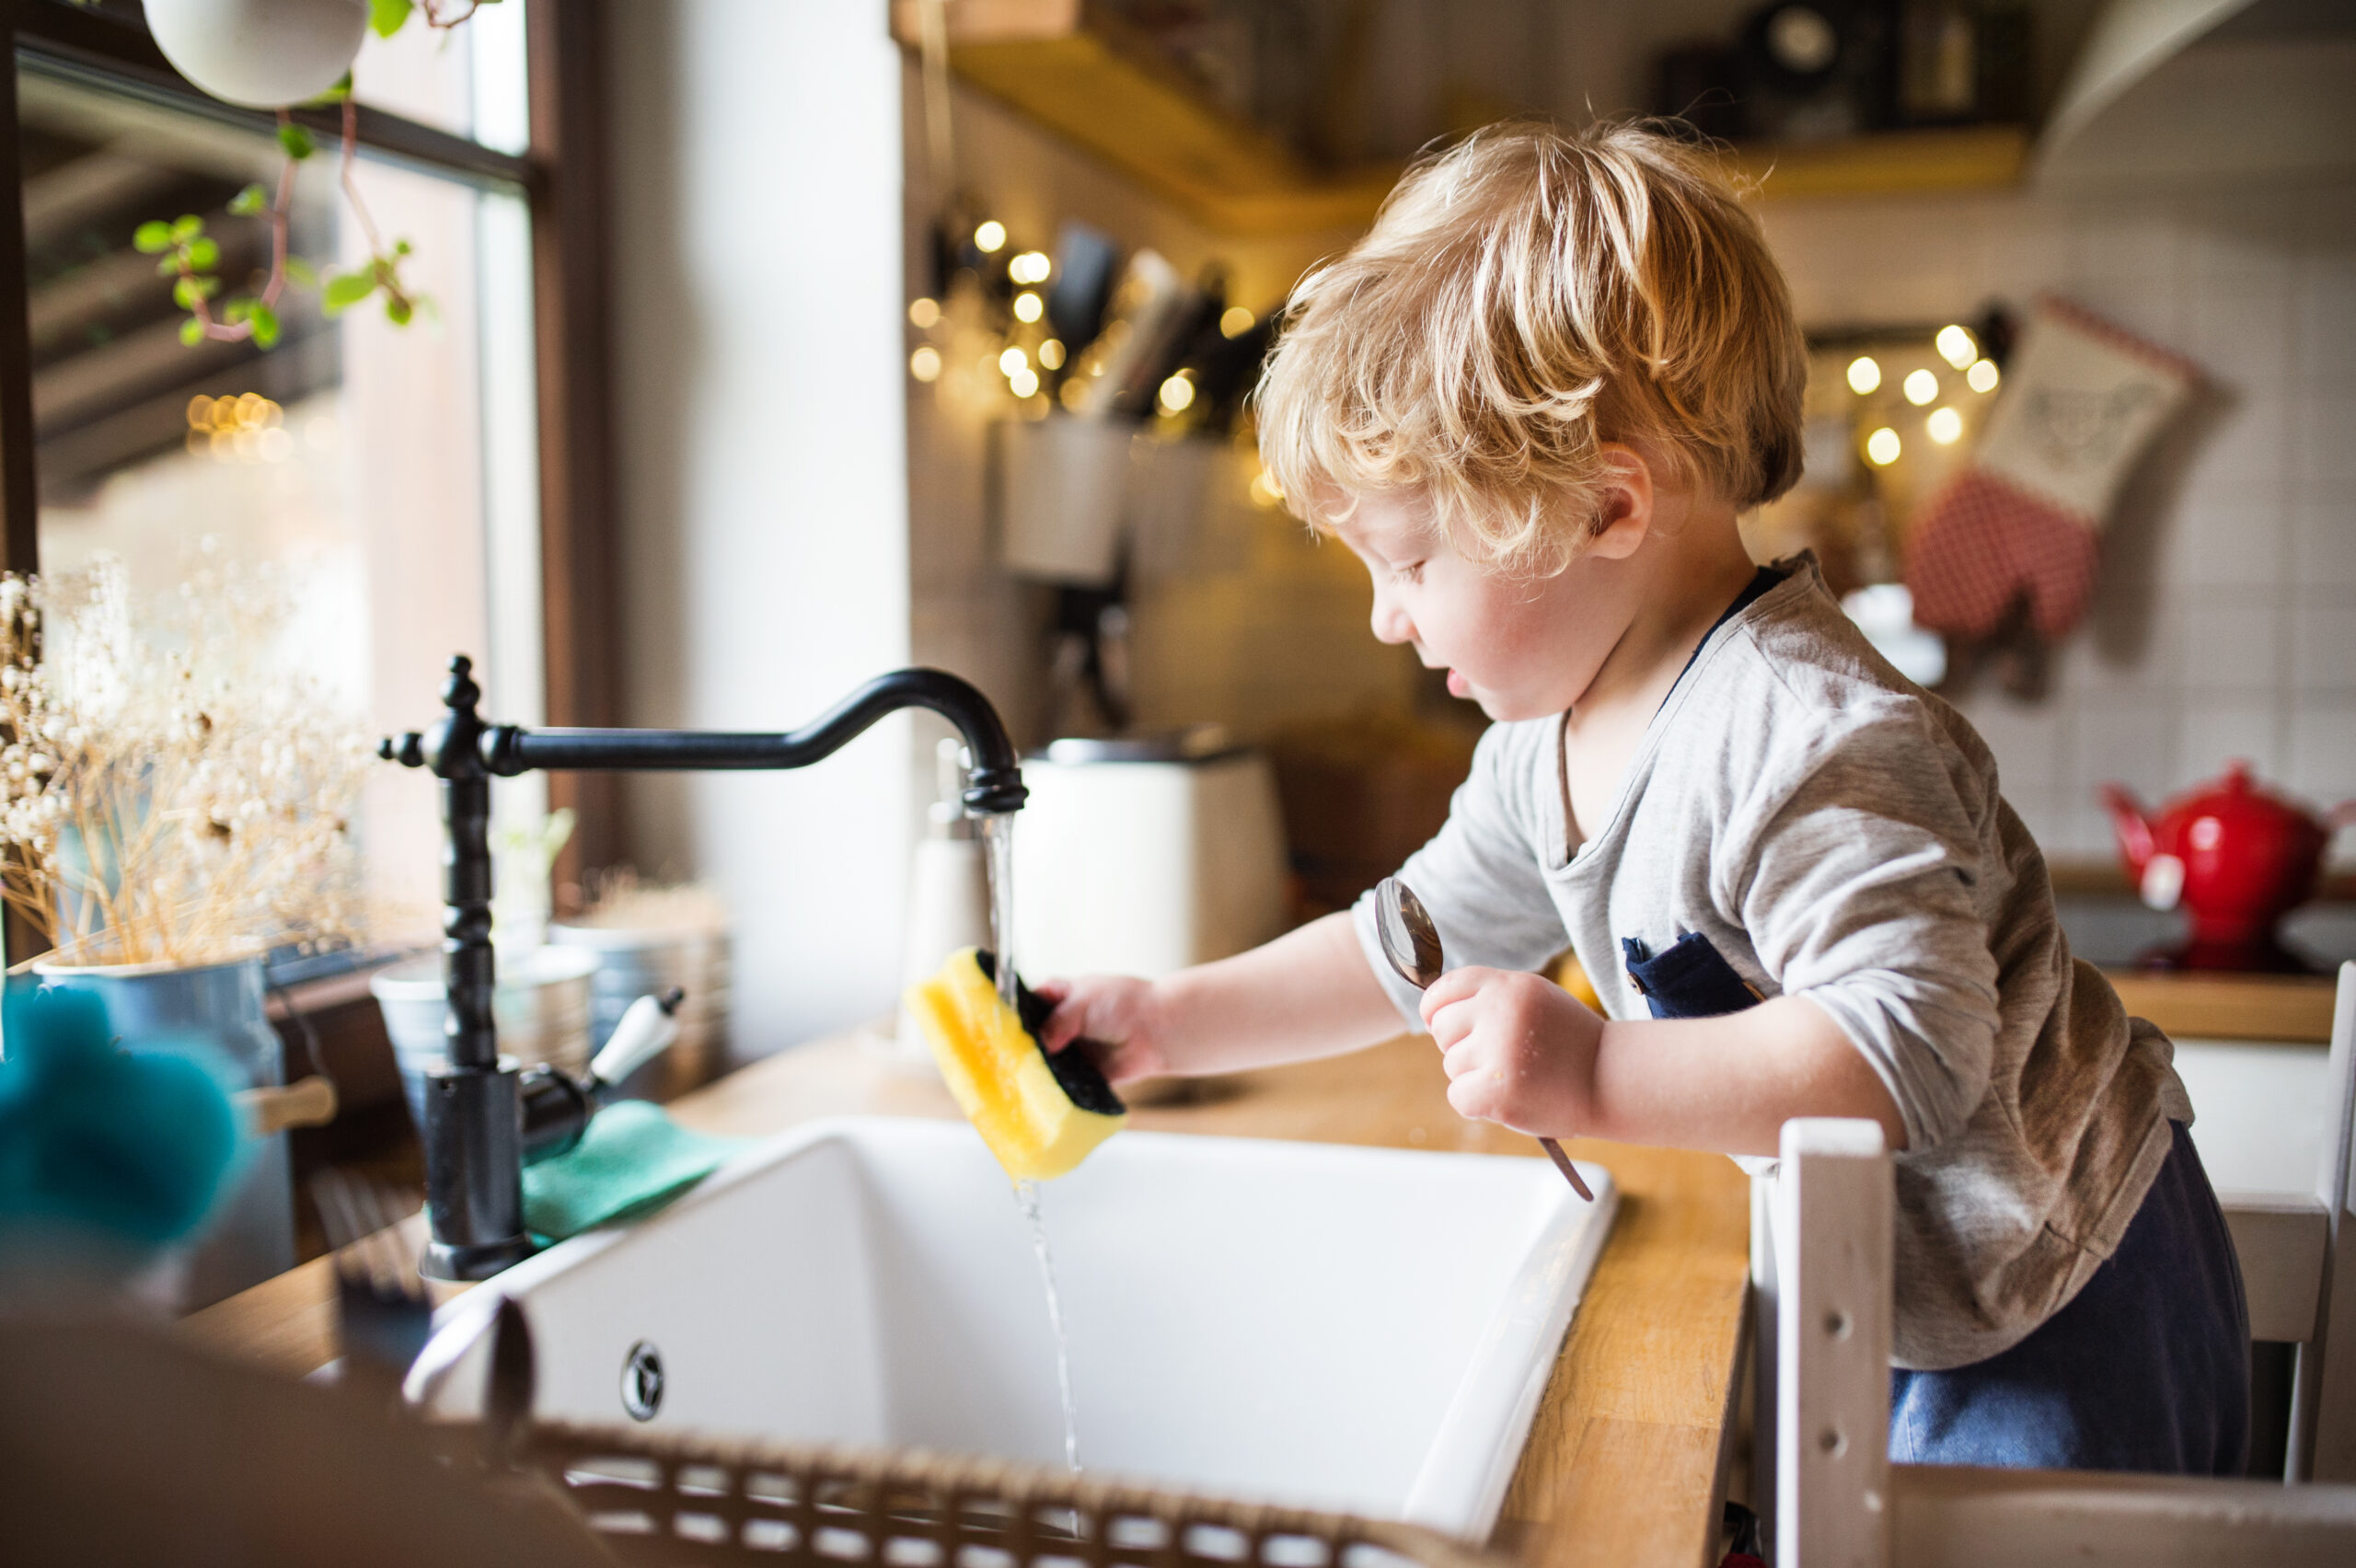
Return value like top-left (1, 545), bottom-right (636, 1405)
top-left (171, 276), bottom-right (203, 310)
top-left (222, 297), bottom-right (249, 324)
top-left (248, 303), bottom-right (281, 350)
top-left (384, 294), bottom-right (412, 327)
top-left (304, 72), bottom-right (352, 105)
top-left (170, 213), bottom-right (203, 243)
top-left (283, 256), bottom-right (318, 289)
top-left (369, 0), bottom-right (413, 38)
top-left (186, 236), bottom-right (220, 271)
top-left (277, 122), bottom-right (316, 161)
top-left (156, 257), bottom-right (180, 277)
top-left (226, 183), bottom-right (268, 217)
top-left (393, 239), bottom-right (412, 257)
top-left (321, 271), bottom-right (377, 315)
top-left (179, 317), bottom-right (205, 347)
top-left (133, 220), bottom-right (174, 253)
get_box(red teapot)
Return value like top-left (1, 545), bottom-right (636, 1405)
top-left (2100, 761), bottom-right (2354, 972)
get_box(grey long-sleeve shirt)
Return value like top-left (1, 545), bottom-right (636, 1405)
top-left (1353, 556), bottom-right (2190, 1369)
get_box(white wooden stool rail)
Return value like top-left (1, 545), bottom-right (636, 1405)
top-left (1772, 1099), bottom-right (2356, 1568)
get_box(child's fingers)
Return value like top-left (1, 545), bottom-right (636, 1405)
top-left (1418, 967), bottom-right (1485, 1023)
top-left (1425, 991), bottom-right (1478, 1051)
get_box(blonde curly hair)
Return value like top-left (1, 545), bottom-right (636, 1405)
top-left (1254, 120), bottom-right (1807, 575)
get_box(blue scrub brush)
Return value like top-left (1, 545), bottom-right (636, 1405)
top-left (0, 985), bottom-right (245, 1256)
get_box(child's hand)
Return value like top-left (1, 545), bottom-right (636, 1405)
top-left (1419, 967), bottom-right (1602, 1137)
top-left (1034, 975), bottom-right (1172, 1084)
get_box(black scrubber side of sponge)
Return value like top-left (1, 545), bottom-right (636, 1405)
top-left (975, 950), bottom-right (1127, 1117)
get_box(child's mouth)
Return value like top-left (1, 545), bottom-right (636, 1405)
top-left (1446, 669), bottom-right (1471, 698)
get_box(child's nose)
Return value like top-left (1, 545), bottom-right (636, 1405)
top-left (1369, 594), bottom-right (1414, 646)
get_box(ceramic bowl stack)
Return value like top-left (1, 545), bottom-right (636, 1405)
top-left (370, 946), bottom-right (601, 1131)
top-left (548, 918), bottom-right (731, 1101)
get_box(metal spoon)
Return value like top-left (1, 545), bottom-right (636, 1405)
top-left (1375, 877), bottom-right (1595, 1202)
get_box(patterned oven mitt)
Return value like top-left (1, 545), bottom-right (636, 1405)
top-left (1905, 295), bottom-right (2197, 642)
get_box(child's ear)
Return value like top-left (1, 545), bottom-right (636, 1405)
top-left (1583, 444), bottom-right (1657, 560)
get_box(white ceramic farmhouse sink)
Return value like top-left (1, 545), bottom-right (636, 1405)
top-left (422, 1116), bottom-right (1616, 1539)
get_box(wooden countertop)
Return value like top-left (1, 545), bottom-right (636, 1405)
top-left (2099, 968), bottom-right (2340, 1044)
top-left (188, 1032), bottom-right (1751, 1568)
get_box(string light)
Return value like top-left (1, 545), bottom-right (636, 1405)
top-left (1846, 356), bottom-right (1881, 395)
top-left (1967, 358), bottom-right (2001, 393)
top-left (1009, 366), bottom-right (1040, 398)
top-left (1038, 338), bottom-right (1065, 370)
top-left (184, 393), bottom-right (289, 462)
top-left (1009, 250), bottom-right (1051, 284)
top-left (1219, 306), bottom-right (1254, 340)
top-left (909, 345), bottom-right (941, 382)
top-left (1865, 426), bottom-right (1901, 466)
top-left (1926, 406), bottom-right (1964, 444)
top-left (907, 296), bottom-right (941, 329)
top-left (1903, 368), bottom-right (1939, 406)
top-left (1935, 324), bottom-right (1977, 369)
top-left (1157, 373), bottom-right (1195, 413)
top-left (973, 220), bottom-right (1006, 254)
top-left (1013, 291), bottom-right (1044, 323)
top-left (999, 346), bottom-right (1029, 376)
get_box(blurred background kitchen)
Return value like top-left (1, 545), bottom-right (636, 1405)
top-left (6, 1), bottom-right (2351, 1276)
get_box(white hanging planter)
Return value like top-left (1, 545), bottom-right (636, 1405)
top-left (144, 0), bottom-right (371, 110)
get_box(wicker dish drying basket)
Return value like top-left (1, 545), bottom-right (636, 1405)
top-left (525, 1419), bottom-right (1500, 1568)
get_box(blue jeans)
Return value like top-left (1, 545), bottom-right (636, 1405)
top-left (1889, 1122), bottom-right (2250, 1474)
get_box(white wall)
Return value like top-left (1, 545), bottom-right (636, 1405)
top-left (606, 1), bottom-right (914, 1053)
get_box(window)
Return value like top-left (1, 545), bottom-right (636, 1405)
top-left (3, 0), bottom-right (610, 952)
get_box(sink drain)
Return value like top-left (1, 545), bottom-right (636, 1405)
top-left (620, 1340), bottom-right (664, 1422)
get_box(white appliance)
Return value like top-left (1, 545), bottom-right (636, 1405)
top-left (1011, 726), bottom-right (1288, 981)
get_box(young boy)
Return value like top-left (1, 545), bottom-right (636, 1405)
top-left (1037, 121), bottom-right (2248, 1474)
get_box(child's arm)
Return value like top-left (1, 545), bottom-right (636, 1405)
top-left (1036, 912), bottom-right (1409, 1082)
top-left (1420, 966), bottom-right (1908, 1156)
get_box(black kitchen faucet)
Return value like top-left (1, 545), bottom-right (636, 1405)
top-left (381, 655), bottom-right (1027, 1280)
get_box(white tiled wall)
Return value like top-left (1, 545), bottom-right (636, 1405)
top-left (1760, 177), bottom-right (2356, 865)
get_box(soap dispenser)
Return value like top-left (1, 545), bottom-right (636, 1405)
top-left (890, 738), bottom-right (995, 1069)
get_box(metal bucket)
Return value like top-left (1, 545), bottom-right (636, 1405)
top-left (547, 922), bottom-right (730, 1101)
top-left (369, 946), bottom-right (599, 1131)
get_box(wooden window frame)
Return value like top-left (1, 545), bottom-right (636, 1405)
top-left (0, 0), bottom-right (622, 909)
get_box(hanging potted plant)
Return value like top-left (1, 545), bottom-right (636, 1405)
top-left (0, 558), bottom-right (371, 1309)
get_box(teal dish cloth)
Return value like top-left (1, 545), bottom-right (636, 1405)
top-left (522, 1100), bottom-right (750, 1245)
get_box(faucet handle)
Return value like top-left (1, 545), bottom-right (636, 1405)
top-left (590, 987), bottom-right (687, 1090)
top-left (378, 732), bottom-right (426, 768)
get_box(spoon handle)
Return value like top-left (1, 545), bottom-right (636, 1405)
top-left (1538, 1136), bottom-right (1595, 1201)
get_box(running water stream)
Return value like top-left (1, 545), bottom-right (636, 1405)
top-left (981, 810), bottom-right (1082, 1471)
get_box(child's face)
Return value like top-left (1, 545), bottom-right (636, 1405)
top-left (1331, 491), bottom-right (1641, 722)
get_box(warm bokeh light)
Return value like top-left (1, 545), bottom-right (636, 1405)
top-left (909, 345), bottom-right (941, 382)
top-left (1846, 356), bottom-right (1881, 395)
top-left (1866, 426), bottom-right (1901, 466)
top-left (1219, 306), bottom-right (1254, 340)
top-left (1968, 358), bottom-right (2001, 393)
top-left (1038, 338), bottom-right (1065, 370)
top-left (1009, 250), bottom-right (1051, 284)
top-left (907, 296), bottom-right (941, 329)
top-left (1060, 377), bottom-right (1088, 410)
top-left (1158, 373), bottom-right (1195, 413)
top-left (1935, 325), bottom-right (1977, 369)
top-left (1009, 366), bottom-right (1040, 398)
top-left (1248, 467), bottom-right (1285, 508)
top-left (1926, 406), bottom-right (1964, 444)
top-left (1903, 368), bottom-right (1939, 406)
top-left (999, 346), bottom-right (1029, 376)
top-left (1013, 291), bottom-right (1044, 323)
top-left (973, 220), bottom-right (1006, 253)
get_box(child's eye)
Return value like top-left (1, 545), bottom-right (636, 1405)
top-left (1392, 561), bottom-right (1424, 584)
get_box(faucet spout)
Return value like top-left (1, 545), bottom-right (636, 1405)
top-left (477, 667), bottom-right (1026, 814)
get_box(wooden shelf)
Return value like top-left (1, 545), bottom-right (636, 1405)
top-left (895, 5), bottom-right (2033, 233)
top-left (891, 0), bottom-right (1393, 236)
top-left (2102, 969), bottom-right (2339, 1045)
top-left (1732, 124), bottom-right (2033, 201)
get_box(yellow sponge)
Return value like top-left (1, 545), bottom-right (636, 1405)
top-left (905, 948), bottom-right (1126, 1182)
